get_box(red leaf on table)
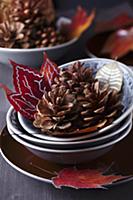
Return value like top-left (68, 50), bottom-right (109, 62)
top-left (101, 26), bottom-right (133, 59)
top-left (0, 84), bottom-right (35, 119)
top-left (63, 6), bottom-right (95, 39)
top-left (52, 167), bottom-right (128, 189)
top-left (95, 13), bottom-right (133, 33)
top-left (40, 52), bottom-right (59, 90)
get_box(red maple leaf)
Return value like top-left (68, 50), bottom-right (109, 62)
top-left (102, 26), bottom-right (133, 59)
top-left (0, 84), bottom-right (36, 119)
top-left (0, 53), bottom-right (60, 120)
top-left (52, 167), bottom-right (128, 189)
top-left (40, 52), bottom-right (59, 90)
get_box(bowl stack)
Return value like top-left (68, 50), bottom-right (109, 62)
top-left (6, 58), bottom-right (133, 165)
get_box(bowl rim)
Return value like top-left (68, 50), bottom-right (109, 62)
top-left (7, 121), bottom-right (132, 153)
top-left (18, 110), bottom-right (123, 142)
top-left (7, 107), bottom-right (132, 146)
top-left (0, 37), bottom-right (78, 52)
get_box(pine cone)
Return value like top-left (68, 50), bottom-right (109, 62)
top-left (15, 25), bottom-right (67, 48)
top-left (0, 0), bottom-right (9, 23)
top-left (0, 0), bottom-right (67, 48)
top-left (34, 26), bottom-right (67, 48)
top-left (33, 63), bottom-right (123, 136)
top-left (11, 0), bottom-right (55, 25)
top-left (0, 13), bottom-right (24, 48)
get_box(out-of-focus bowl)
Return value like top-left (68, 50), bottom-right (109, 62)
top-left (85, 32), bottom-right (133, 66)
top-left (7, 107), bottom-right (132, 149)
top-left (18, 58), bottom-right (133, 140)
top-left (7, 121), bottom-right (132, 164)
top-left (0, 37), bottom-right (78, 67)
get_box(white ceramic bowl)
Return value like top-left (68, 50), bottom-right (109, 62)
top-left (17, 58), bottom-right (133, 140)
top-left (0, 37), bottom-right (78, 67)
top-left (7, 107), bottom-right (132, 149)
top-left (7, 120), bottom-right (132, 164)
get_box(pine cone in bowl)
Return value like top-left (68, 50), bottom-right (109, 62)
top-left (0, 0), bottom-right (68, 49)
top-left (33, 62), bottom-right (123, 136)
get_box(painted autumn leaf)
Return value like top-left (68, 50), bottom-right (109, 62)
top-left (52, 167), bottom-right (128, 189)
top-left (0, 53), bottom-right (59, 120)
top-left (40, 52), bottom-right (59, 90)
top-left (62, 6), bottom-right (95, 39)
top-left (101, 27), bottom-right (133, 59)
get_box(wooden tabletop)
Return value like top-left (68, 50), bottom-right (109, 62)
top-left (1, 154), bottom-right (133, 200)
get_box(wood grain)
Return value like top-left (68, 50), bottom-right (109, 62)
top-left (1, 155), bottom-right (133, 200)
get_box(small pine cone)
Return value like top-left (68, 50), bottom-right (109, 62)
top-left (33, 63), bottom-right (123, 136)
top-left (33, 85), bottom-right (81, 135)
top-left (79, 80), bottom-right (123, 129)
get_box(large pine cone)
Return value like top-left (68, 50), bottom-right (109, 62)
top-left (19, 25), bottom-right (67, 48)
top-left (0, 0), bottom-right (67, 48)
top-left (33, 63), bottom-right (123, 136)
top-left (11, 0), bottom-right (55, 25)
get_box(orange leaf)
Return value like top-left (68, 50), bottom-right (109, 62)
top-left (102, 27), bottom-right (133, 59)
top-left (67, 6), bottom-right (95, 39)
top-left (52, 167), bottom-right (128, 189)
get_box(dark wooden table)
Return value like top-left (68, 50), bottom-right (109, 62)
top-left (1, 154), bottom-right (133, 200)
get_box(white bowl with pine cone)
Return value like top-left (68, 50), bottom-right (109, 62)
top-left (0, 0), bottom-right (78, 67)
top-left (18, 58), bottom-right (133, 139)
top-left (6, 58), bottom-right (133, 164)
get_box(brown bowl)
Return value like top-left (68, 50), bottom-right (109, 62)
top-left (86, 31), bottom-right (133, 66)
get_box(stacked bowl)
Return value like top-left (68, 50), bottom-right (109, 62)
top-left (6, 58), bottom-right (133, 165)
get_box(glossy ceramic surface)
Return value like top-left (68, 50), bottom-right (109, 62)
top-left (1, 126), bottom-right (133, 185)
top-left (7, 121), bottom-right (132, 164)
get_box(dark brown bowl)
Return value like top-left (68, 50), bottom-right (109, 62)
top-left (86, 31), bottom-right (133, 66)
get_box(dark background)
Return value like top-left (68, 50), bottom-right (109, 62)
top-left (54, 0), bottom-right (132, 11)
top-left (54, 0), bottom-right (133, 65)
top-left (1, 1), bottom-right (133, 200)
